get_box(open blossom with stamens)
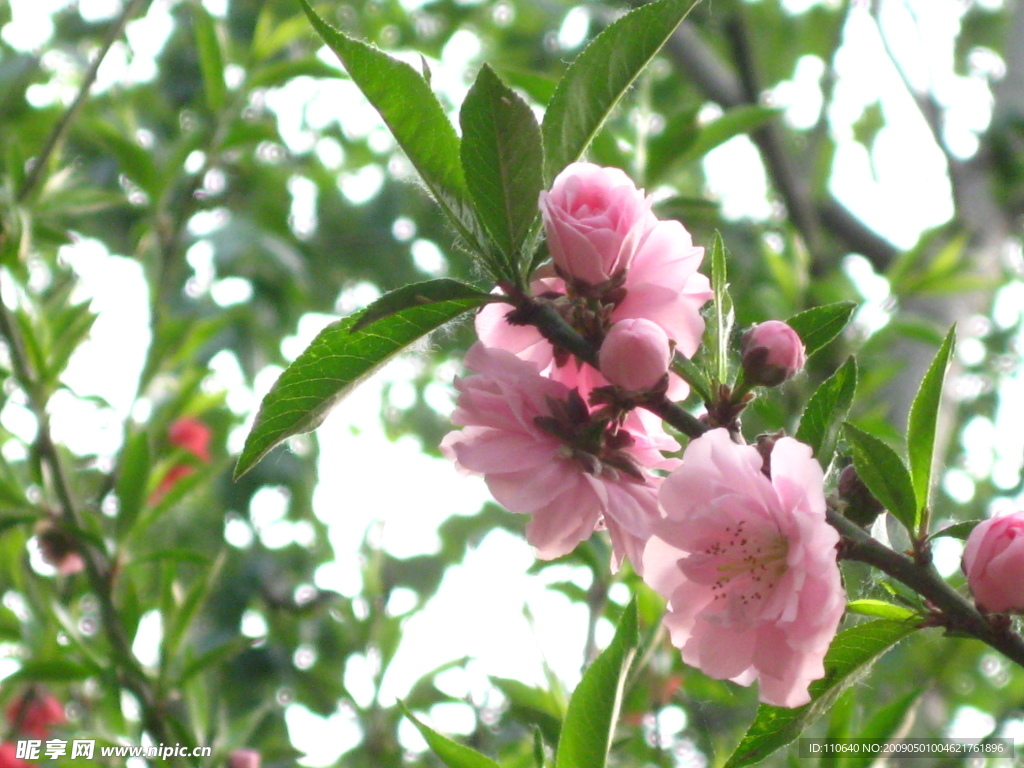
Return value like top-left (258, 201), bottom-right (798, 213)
top-left (441, 343), bottom-right (677, 570)
top-left (642, 429), bottom-right (844, 707)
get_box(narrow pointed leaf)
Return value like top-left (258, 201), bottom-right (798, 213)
top-left (708, 232), bottom-right (732, 385)
top-left (795, 356), bottom-right (857, 465)
top-left (401, 703), bottom-right (502, 768)
top-left (724, 620), bottom-right (918, 768)
top-left (297, 0), bottom-right (489, 262)
top-left (930, 520), bottom-right (982, 541)
top-left (843, 424), bottom-right (917, 533)
top-left (461, 65), bottom-right (544, 267)
top-left (351, 279), bottom-right (497, 332)
top-left (840, 691), bottom-right (921, 768)
top-left (671, 352), bottom-right (712, 404)
top-left (192, 5), bottom-right (226, 112)
top-left (845, 599), bottom-right (917, 621)
top-left (555, 599), bottom-right (639, 768)
top-left (906, 325), bottom-right (956, 519)
top-left (235, 293), bottom-right (489, 477)
top-left (542, 0), bottom-right (701, 180)
top-left (786, 302), bottom-right (856, 359)
top-left (681, 105), bottom-right (780, 163)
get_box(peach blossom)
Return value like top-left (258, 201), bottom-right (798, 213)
top-left (643, 429), bottom-right (844, 707)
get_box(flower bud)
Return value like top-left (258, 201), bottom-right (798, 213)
top-left (540, 163), bottom-right (654, 290)
top-left (35, 521), bottom-right (85, 575)
top-left (168, 417), bottom-right (213, 462)
top-left (228, 749), bottom-right (261, 768)
top-left (599, 319), bottom-right (671, 393)
top-left (741, 321), bottom-right (806, 387)
top-left (837, 465), bottom-right (884, 527)
top-left (962, 512), bottom-right (1024, 614)
top-left (6, 689), bottom-right (65, 738)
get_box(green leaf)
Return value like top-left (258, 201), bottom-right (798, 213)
top-left (460, 65), bottom-right (544, 271)
top-left (351, 279), bottom-right (496, 332)
top-left (841, 691), bottom-right (920, 768)
top-left (906, 325), bottom-right (956, 531)
top-left (401, 703), bottom-right (502, 768)
top-left (192, 4), bottom-right (226, 112)
top-left (843, 424), bottom-right (918, 533)
top-left (845, 599), bottom-right (918, 621)
top-left (115, 430), bottom-right (151, 536)
top-left (681, 105), bottom-right (779, 163)
top-left (555, 598), bottom-right (638, 768)
top-left (297, 0), bottom-right (489, 266)
top-left (930, 520), bottom-right (982, 541)
top-left (786, 301), bottom-right (857, 359)
top-left (795, 356), bottom-right (857, 465)
top-left (7, 658), bottom-right (98, 683)
top-left (725, 620), bottom-right (918, 768)
top-left (181, 637), bottom-right (253, 683)
top-left (708, 231), bottom-right (732, 385)
top-left (542, 0), bottom-right (700, 180)
top-left (235, 293), bottom-right (488, 477)
top-left (491, 676), bottom-right (563, 746)
top-left (671, 352), bottom-right (712, 404)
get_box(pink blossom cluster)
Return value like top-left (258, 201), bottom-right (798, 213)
top-left (442, 163), bottom-right (845, 707)
top-left (444, 163), bottom-right (711, 571)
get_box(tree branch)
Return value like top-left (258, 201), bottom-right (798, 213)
top-left (0, 273), bottom-right (183, 762)
top-left (828, 509), bottom-right (1024, 670)
top-left (664, 17), bottom-right (900, 270)
top-left (511, 297), bottom-right (710, 439)
top-left (16, 0), bottom-right (152, 204)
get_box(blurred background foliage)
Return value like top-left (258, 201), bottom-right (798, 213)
top-left (0, 0), bottom-right (1023, 765)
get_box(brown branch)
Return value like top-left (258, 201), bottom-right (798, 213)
top-left (828, 509), bottom-right (1024, 670)
top-left (664, 18), bottom-right (900, 271)
top-left (510, 297), bottom-right (710, 439)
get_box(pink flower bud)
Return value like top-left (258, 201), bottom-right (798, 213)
top-left (6, 689), bottom-right (65, 738)
top-left (228, 749), bottom-right (261, 768)
top-left (963, 512), bottom-right (1024, 613)
top-left (599, 319), bottom-right (671, 393)
top-left (0, 742), bottom-right (29, 768)
top-left (741, 320), bottom-right (806, 386)
top-left (539, 163), bottom-right (655, 289)
top-left (168, 417), bottom-right (213, 462)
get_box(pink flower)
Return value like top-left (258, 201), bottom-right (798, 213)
top-left (441, 344), bottom-right (676, 570)
top-left (150, 417), bottom-right (214, 504)
top-left (228, 749), bottom-right (261, 768)
top-left (741, 320), bottom-right (806, 387)
top-left (962, 512), bottom-right (1024, 614)
top-left (600, 318), bottom-right (671, 393)
top-left (642, 429), bottom-right (844, 707)
top-left (540, 163), bottom-right (655, 288)
top-left (6, 689), bottom-right (65, 738)
top-left (475, 220), bottom-right (710, 398)
top-left (0, 743), bottom-right (28, 768)
top-left (169, 417), bottom-right (213, 462)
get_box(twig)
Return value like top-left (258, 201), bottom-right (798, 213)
top-left (869, 0), bottom-right (957, 172)
top-left (723, 10), bottom-right (822, 256)
top-left (828, 509), bottom-right (1024, 670)
top-left (510, 297), bottom-right (710, 439)
top-left (16, 0), bottom-right (152, 204)
top-left (0, 289), bottom-right (179, 756)
top-left (664, 18), bottom-right (900, 271)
